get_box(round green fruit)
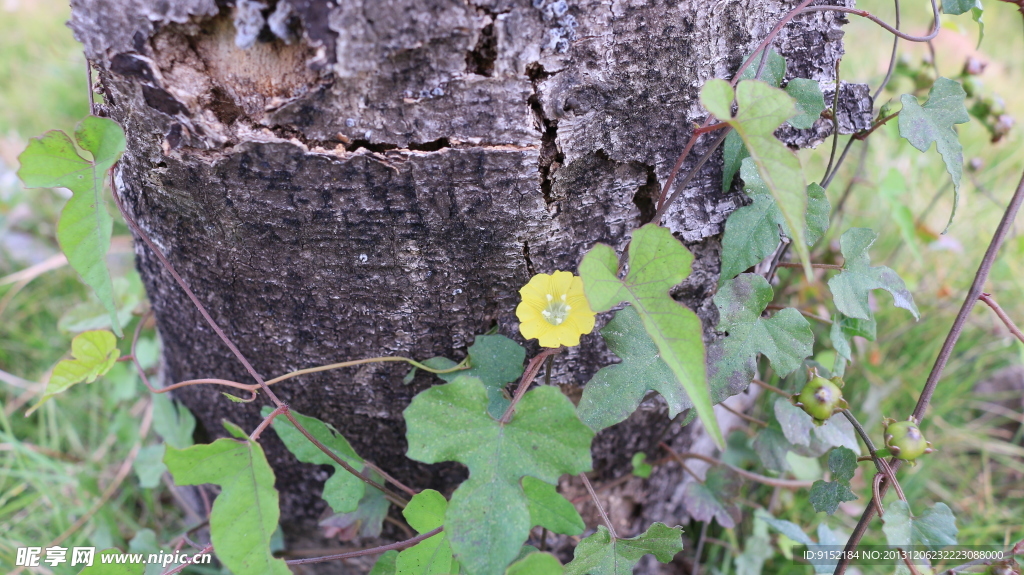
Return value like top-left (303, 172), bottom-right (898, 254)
top-left (795, 376), bottom-right (845, 422)
top-left (884, 419), bottom-right (932, 461)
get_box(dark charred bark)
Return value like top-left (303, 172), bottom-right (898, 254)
top-left (70, 0), bottom-right (869, 569)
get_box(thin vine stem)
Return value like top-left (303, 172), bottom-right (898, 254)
top-left (801, 0), bottom-right (939, 43)
top-left (580, 472), bottom-right (618, 539)
top-left (978, 293), bottom-right (1024, 344)
top-left (285, 527), bottom-right (443, 566)
top-left (499, 347), bottom-right (563, 424)
top-left (840, 409), bottom-right (906, 503)
top-left (823, 56), bottom-right (843, 181)
top-left (751, 378), bottom-right (790, 398)
top-left (835, 170), bottom-right (1024, 575)
top-left (873, 0), bottom-right (902, 102)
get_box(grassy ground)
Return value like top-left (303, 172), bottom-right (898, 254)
top-left (0, 0), bottom-right (1022, 574)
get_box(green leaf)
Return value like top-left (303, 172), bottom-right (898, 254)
top-left (631, 452), bottom-right (653, 479)
top-left (320, 468), bottom-right (390, 539)
top-left (58, 274), bottom-right (143, 333)
top-left (898, 78), bottom-right (970, 229)
top-left (882, 501), bottom-right (958, 551)
top-left (524, 476), bottom-right (585, 535)
top-left (740, 48), bottom-right (787, 87)
top-left (151, 393), bottom-right (195, 450)
top-left (397, 489), bottom-right (459, 575)
top-left (809, 481), bottom-right (856, 515)
top-left (76, 549), bottom-right (145, 574)
top-left (712, 274), bottom-right (814, 381)
top-left (564, 523), bottom-right (683, 575)
top-left (785, 79), bottom-right (826, 129)
top-left (720, 160), bottom-right (830, 283)
top-left (701, 79), bottom-right (812, 278)
top-left (809, 447), bottom-right (859, 515)
top-left (722, 130), bottom-right (749, 192)
top-left (17, 116), bottom-right (127, 336)
top-left (404, 376), bottom-right (593, 575)
top-left (756, 509), bottom-right (814, 546)
top-left (829, 313), bottom-right (876, 361)
top-left (827, 446), bottom-right (857, 482)
top-left (133, 444), bottom-right (167, 488)
top-left (429, 334), bottom-right (525, 419)
top-left (370, 550), bottom-right (400, 575)
top-left (971, 3), bottom-right (985, 47)
top-left (578, 224), bottom-right (722, 448)
top-left (828, 228), bottom-right (919, 320)
top-left (773, 398), bottom-right (859, 455)
top-left (681, 467), bottom-right (740, 528)
top-left (577, 306), bottom-right (710, 431)
top-left (261, 406), bottom-right (366, 515)
top-left (27, 329), bottom-right (119, 415)
top-left (506, 552), bottom-right (563, 575)
top-left (164, 437), bottom-right (290, 575)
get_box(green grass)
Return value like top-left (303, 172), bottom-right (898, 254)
top-left (1, 0), bottom-right (1023, 573)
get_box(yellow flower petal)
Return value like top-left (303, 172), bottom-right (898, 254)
top-left (516, 271), bottom-right (597, 348)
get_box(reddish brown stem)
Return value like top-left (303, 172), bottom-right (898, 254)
top-left (979, 293), bottom-right (1024, 344)
top-left (694, 122), bottom-right (730, 135)
top-left (801, 0), bottom-right (939, 43)
top-left (499, 347), bottom-right (563, 424)
top-left (285, 527), bottom-right (443, 566)
top-left (580, 472), bottom-right (618, 539)
top-left (854, 111), bottom-right (900, 141)
top-left (251, 405), bottom-right (289, 441)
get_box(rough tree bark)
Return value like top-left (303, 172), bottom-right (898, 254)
top-left (70, 0), bottom-right (868, 570)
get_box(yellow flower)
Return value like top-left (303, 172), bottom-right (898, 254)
top-left (516, 271), bottom-right (596, 348)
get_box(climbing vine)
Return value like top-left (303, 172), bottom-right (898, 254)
top-left (12, 1), bottom-right (1024, 574)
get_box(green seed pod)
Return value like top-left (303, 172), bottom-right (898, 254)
top-left (883, 417), bottom-right (934, 463)
top-left (794, 376), bottom-right (847, 423)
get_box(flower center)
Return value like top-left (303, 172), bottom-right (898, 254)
top-left (540, 293), bottom-right (572, 326)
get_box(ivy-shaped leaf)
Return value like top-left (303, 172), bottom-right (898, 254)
top-left (898, 78), bottom-right (970, 229)
top-left (830, 313), bottom-right (876, 362)
top-left (261, 406), bottom-right (366, 515)
top-left (563, 523), bottom-right (683, 575)
top-left (396, 489), bottom-right (459, 575)
top-left (942, 0), bottom-right (984, 45)
top-left (701, 79), bottom-right (812, 277)
top-left (133, 444), bottom-right (167, 488)
top-left (785, 79), bottom-right (826, 129)
top-left (809, 447), bottom-right (858, 515)
top-left (319, 469), bottom-right (390, 539)
top-left (882, 501), bottom-right (958, 551)
top-left (164, 428), bottom-right (290, 575)
top-left (425, 334), bottom-right (525, 419)
top-left (720, 159), bottom-right (830, 283)
top-left (404, 376), bottom-right (593, 575)
top-left (577, 306), bottom-right (717, 431)
top-left (524, 476), bottom-right (585, 536)
top-left (773, 398), bottom-right (860, 455)
top-left (579, 223), bottom-right (722, 448)
top-left (740, 48), bottom-right (787, 86)
top-left (506, 552), bottom-right (563, 575)
top-left (681, 467), bottom-right (740, 528)
top-left (711, 274), bottom-right (814, 386)
top-left (828, 228), bottom-right (919, 320)
top-left (17, 116), bottom-right (127, 336)
top-left (27, 330), bottom-right (119, 415)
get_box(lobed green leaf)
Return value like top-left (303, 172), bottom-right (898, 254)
top-left (164, 436), bottom-right (290, 575)
top-left (579, 224), bottom-right (722, 448)
top-left (17, 116), bottom-right (127, 336)
top-left (28, 329), bottom-right (119, 415)
top-left (897, 78), bottom-right (970, 230)
top-left (828, 228), bottom-right (919, 321)
top-left (564, 523), bottom-right (683, 575)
